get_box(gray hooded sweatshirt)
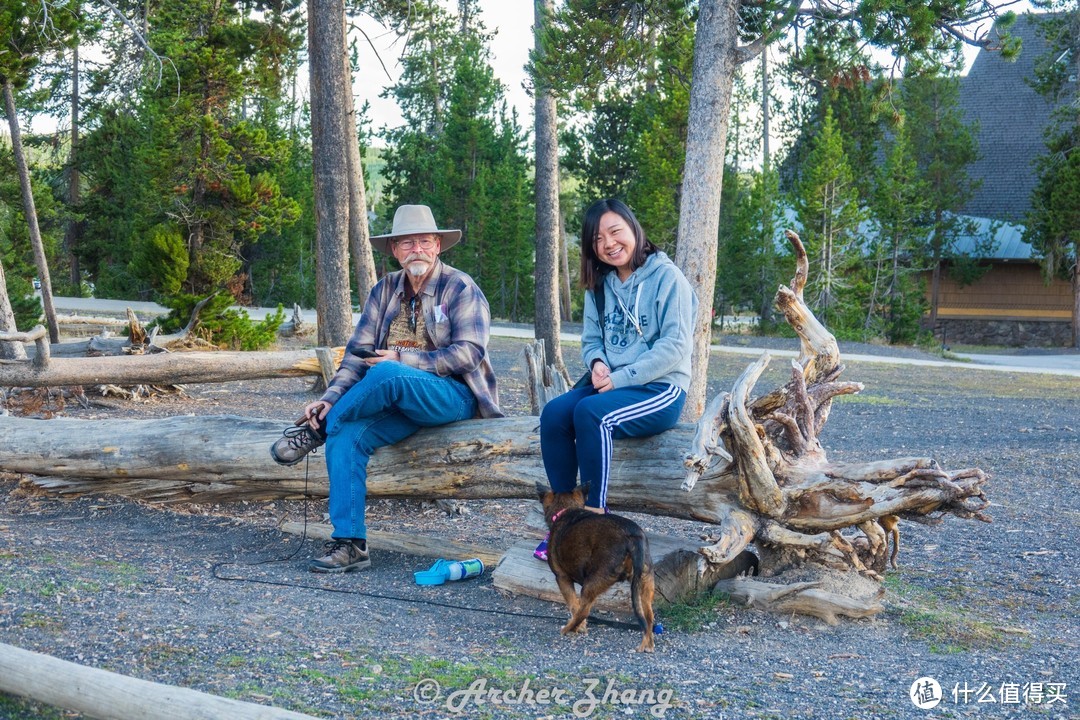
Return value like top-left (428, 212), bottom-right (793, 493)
top-left (581, 251), bottom-right (696, 391)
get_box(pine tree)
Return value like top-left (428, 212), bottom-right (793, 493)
top-left (380, 0), bottom-right (533, 319)
top-left (76, 0), bottom-right (303, 301)
top-left (868, 116), bottom-right (930, 343)
top-left (901, 67), bottom-right (985, 331)
top-left (1026, 3), bottom-right (1080, 347)
top-left (792, 107), bottom-right (864, 331)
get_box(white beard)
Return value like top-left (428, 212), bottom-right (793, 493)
top-left (406, 260), bottom-right (431, 277)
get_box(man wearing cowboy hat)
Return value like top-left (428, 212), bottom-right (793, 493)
top-left (270, 204), bottom-right (503, 572)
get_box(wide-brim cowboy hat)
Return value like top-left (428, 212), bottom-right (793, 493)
top-left (369, 204), bottom-right (462, 254)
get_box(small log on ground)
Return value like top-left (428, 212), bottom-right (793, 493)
top-left (713, 572), bottom-right (884, 625)
top-left (0, 641), bottom-right (318, 720)
top-left (492, 534), bottom-right (754, 612)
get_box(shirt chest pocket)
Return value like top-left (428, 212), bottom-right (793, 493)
top-left (428, 304), bottom-right (452, 346)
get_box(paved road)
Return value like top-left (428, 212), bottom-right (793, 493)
top-left (47, 296), bottom-right (1080, 378)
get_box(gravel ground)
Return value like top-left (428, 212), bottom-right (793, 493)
top-left (1, 334), bottom-right (1077, 720)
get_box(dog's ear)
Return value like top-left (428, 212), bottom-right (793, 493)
top-left (578, 483), bottom-right (590, 501)
top-left (535, 481), bottom-right (550, 503)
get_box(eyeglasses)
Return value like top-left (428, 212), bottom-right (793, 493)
top-left (394, 237), bottom-right (438, 251)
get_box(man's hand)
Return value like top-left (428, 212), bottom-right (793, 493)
top-left (302, 400), bottom-right (332, 431)
top-left (365, 349), bottom-right (400, 365)
top-left (591, 361), bottom-right (614, 393)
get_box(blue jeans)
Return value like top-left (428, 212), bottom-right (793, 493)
top-left (323, 361), bottom-right (477, 540)
top-left (540, 382), bottom-right (685, 509)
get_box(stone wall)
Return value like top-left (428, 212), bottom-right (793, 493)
top-left (932, 319), bottom-right (1074, 348)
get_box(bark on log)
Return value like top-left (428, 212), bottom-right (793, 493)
top-left (0, 641), bottom-right (319, 720)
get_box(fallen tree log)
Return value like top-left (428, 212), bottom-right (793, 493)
top-left (0, 641), bottom-right (318, 720)
top-left (0, 348), bottom-right (340, 387)
top-left (26, 295), bottom-right (216, 358)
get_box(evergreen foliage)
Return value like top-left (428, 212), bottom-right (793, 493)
top-left (1025, 2), bottom-right (1079, 345)
top-left (380, 0), bottom-right (534, 320)
top-left (866, 117), bottom-right (929, 343)
top-left (76, 0), bottom-right (304, 301)
top-left (553, 1), bottom-right (693, 256)
top-left (791, 107), bottom-right (865, 331)
top-left (0, 145), bottom-right (58, 329)
top-left (901, 69), bottom-right (991, 292)
top-left (717, 166), bottom-right (787, 330)
top-left (152, 292), bottom-right (285, 350)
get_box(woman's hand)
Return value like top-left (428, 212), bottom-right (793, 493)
top-left (302, 400), bottom-right (332, 431)
top-left (591, 361), bottom-right (614, 393)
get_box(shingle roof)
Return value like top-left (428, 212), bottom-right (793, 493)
top-left (958, 13), bottom-right (1064, 224)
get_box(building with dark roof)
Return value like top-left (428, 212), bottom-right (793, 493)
top-left (929, 12), bottom-right (1075, 347)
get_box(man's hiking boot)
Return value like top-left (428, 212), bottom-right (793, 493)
top-left (270, 421), bottom-right (326, 466)
top-left (309, 539), bottom-right (370, 573)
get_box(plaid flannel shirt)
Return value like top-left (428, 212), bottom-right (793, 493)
top-left (319, 260), bottom-right (503, 419)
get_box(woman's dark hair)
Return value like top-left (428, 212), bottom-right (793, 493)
top-left (579, 198), bottom-right (657, 290)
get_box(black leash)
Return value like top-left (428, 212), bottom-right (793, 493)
top-left (209, 455), bottom-right (650, 633)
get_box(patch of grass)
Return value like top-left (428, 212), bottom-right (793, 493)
top-left (37, 581), bottom-right (60, 598)
top-left (18, 612), bottom-right (64, 632)
top-left (660, 591), bottom-right (735, 632)
top-left (885, 574), bottom-right (1004, 653)
top-left (220, 654), bottom-right (247, 668)
top-left (0, 691), bottom-right (70, 720)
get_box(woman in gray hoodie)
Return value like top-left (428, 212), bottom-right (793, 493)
top-left (536, 199), bottom-right (695, 554)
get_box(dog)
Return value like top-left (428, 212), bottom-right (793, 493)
top-left (537, 482), bottom-right (656, 653)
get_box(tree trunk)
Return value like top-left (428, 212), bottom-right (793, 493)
top-left (0, 257), bottom-right (28, 360)
top-left (674, 0), bottom-right (740, 421)
top-left (308, 0), bottom-right (355, 346)
top-left (532, 0), bottom-right (566, 374)
top-left (65, 38), bottom-right (82, 288)
top-left (342, 11), bottom-right (378, 309)
top-left (3, 79), bottom-right (60, 344)
top-left (559, 212), bottom-right (572, 321)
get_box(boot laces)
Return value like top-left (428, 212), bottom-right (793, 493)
top-left (283, 424), bottom-right (322, 454)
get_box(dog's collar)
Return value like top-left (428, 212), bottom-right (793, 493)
top-left (550, 509), bottom-right (568, 524)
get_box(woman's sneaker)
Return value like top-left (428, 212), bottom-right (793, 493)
top-left (270, 421), bottom-right (326, 466)
top-left (309, 539), bottom-right (370, 573)
top-left (533, 534), bottom-right (550, 562)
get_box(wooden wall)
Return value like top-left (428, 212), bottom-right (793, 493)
top-left (929, 262), bottom-right (1072, 321)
